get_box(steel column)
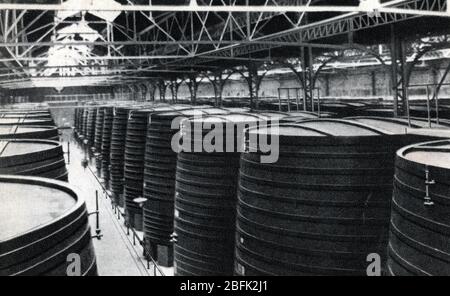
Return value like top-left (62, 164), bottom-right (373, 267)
top-left (390, 25), bottom-right (409, 116)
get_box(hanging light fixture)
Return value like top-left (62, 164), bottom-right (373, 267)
top-left (56, 20), bottom-right (102, 42)
top-left (57, 0), bottom-right (122, 22)
top-left (359, 0), bottom-right (381, 17)
top-left (189, 0), bottom-right (199, 7)
top-left (57, 20), bottom-right (102, 42)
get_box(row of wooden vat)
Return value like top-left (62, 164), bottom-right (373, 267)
top-left (0, 108), bottom-right (98, 276)
top-left (0, 109), bottom-right (66, 181)
top-left (74, 103), bottom-right (450, 276)
top-left (0, 109), bottom-right (58, 141)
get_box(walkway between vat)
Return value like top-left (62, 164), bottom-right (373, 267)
top-left (63, 131), bottom-right (173, 276)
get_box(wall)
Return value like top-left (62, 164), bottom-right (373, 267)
top-left (3, 85), bottom-right (114, 103)
top-left (4, 60), bottom-right (450, 105)
top-left (175, 61), bottom-right (450, 101)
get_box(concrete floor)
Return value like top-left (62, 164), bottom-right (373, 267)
top-left (61, 130), bottom-right (173, 276)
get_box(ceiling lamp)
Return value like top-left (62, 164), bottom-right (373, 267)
top-left (46, 47), bottom-right (91, 66)
top-left (189, 0), bottom-right (199, 7)
top-left (57, 21), bottom-right (102, 42)
top-left (89, 0), bottom-right (122, 23)
top-left (56, 0), bottom-right (122, 22)
top-left (359, 0), bottom-right (381, 17)
top-left (43, 42), bottom-right (96, 77)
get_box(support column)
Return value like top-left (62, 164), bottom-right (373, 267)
top-left (141, 84), bottom-right (148, 102)
top-left (169, 79), bottom-right (178, 103)
top-left (149, 83), bottom-right (156, 102)
top-left (308, 47), bottom-right (315, 110)
top-left (134, 85), bottom-right (142, 101)
top-left (143, 83), bottom-right (152, 101)
top-left (127, 85), bottom-right (135, 101)
top-left (158, 79), bottom-right (167, 102)
top-left (186, 75), bottom-right (199, 105)
top-left (390, 25), bottom-right (408, 116)
top-left (110, 86), bottom-right (115, 101)
top-left (246, 62), bottom-right (263, 111)
top-left (131, 85), bottom-right (136, 101)
top-left (301, 47), bottom-right (315, 112)
top-left (325, 74), bottom-right (330, 97)
top-left (209, 71), bottom-right (224, 107)
top-left (431, 67), bottom-right (439, 86)
top-left (247, 65), bottom-right (255, 110)
top-left (371, 71), bottom-right (377, 97)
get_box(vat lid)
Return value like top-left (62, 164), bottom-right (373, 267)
top-left (285, 111), bottom-right (320, 118)
top-left (152, 108), bottom-right (229, 118)
top-left (247, 119), bottom-right (397, 138)
top-left (348, 116), bottom-right (448, 131)
top-left (0, 139), bottom-right (59, 158)
top-left (0, 176), bottom-right (81, 243)
top-left (295, 119), bottom-right (386, 136)
top-left (186, 113), bottom-right (277, 125)
top-left (400, 140), bottom-right (450, 169)
top-left (0, 125), bottom-right (55, 136)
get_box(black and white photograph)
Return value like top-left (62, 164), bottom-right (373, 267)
top-left (0, 0), bottom-right (449, 282)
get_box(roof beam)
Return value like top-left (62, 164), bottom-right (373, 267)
top-left (0, 40), bottom-right (347, 49)
top-left (0, 3), bottom-right (447, 17)
top-left (168, 0), bottom-right (444, 63)
top-left (0, 55), bottom-right (191, 63)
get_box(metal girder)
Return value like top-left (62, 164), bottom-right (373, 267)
top-left (5, 0), bottom-right (310, 62)
top-left (390, 30), bottom-right (409, 117)
top-left (0, 66), bottom-right (196, 79)
top-left (0, 2), bottom-right (447, 16)
top-left (0, 40), bottom-right (347, 49)
top-left (147, 0), bottom-right (301, 56)
top-left (194, 0), bottom-right (447, 59)
top-left (0, 9), bottom-right (31, 78)
top-left (0, 0), bottom-right (449, 89)
top-left (152, 0), bottom-right (443, 72)
top-left (0, 64), bottom-right (196, 73)
top-left (0, 55), bottom-right (190, 63)
top-left (0, 4), bottom-right (385, 13)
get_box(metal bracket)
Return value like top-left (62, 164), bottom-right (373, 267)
top-left (170, 232), bottom-right (178, 244)
top-left (89, 191), bottom-right (103, 240)
top-left (91, 232), bottom-right (104, 240)
top-left (424, 167), bottom-right (435, 207)
top-left (64, 141), bottom-right (71, 164)
top-left (133, 197), bottom-right (148, 208)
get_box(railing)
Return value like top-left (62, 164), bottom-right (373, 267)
top-left (86, 164), bottom-right (166, 276)
top-left (277, 87), bottom-right (321, 116)
top-left (277, 87), bottom-right (303, 112)
top-left (71, 132), bottom-right (166, 276)
top-left (407, 83), bottom-right (448, 127)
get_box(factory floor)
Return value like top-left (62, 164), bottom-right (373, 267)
top-left (61, 129), bottom-right (173, 276)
